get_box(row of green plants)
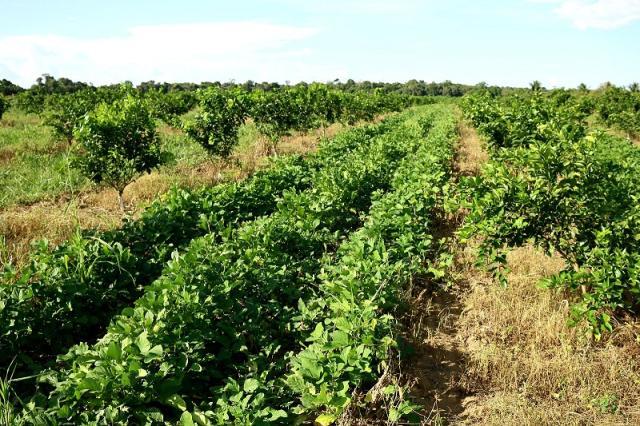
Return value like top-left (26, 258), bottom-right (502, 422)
top-left (183, 84), bottom-right (428, 157)
top-left (593, 85), bottom-right (640, 138)
top-left (0, 112), bottom-right (400, 378)
top-left (243, 105), bottom-right (458, 425)
top-left (12, 110), bottom-right (421, 423)
top-left (461, 90), bottom-right (640, 337)
top-left (170, 109), bottom-right (454, 425)
top-left (8, 82), bottom-right (426, 150)
top-left (0, 155), bottom-right (312, 373)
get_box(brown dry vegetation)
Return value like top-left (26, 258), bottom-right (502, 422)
top-left (454, 120), bottom-right (488, 177)
top-left (457, 245), bottom-right (640, 425)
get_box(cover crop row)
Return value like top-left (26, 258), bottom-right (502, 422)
top-left (16, 110), bottom-right (422, 424)
top-left (0, 156), bottom-right (311, 373)
top-left (0, 120), bottom-right (395, 376)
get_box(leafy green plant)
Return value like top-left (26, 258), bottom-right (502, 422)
top-left (591, 393), bottom-right (619, 414)
top-left (43, 90), bottom-right (100, 144)
top-left (74, 95), bottom-right (162, 211)
top-left (595, 85), bottom-right (640, 138)
top-left (462, 90), bottom-right (587, 149)
top-left (250, 88), bottom-right (302, 154)
top-left (13, 90), bottom-right (47, 114)
top-left (285, 106), bottom-right (456, 422)
top-left (0, 156), bottom-right (312, 376)
top-left (145, 89), bottom-right (197, 126)
top-left (184, 87), bottom-right (249, 158)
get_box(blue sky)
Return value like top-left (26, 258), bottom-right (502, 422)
top-left (0, 0), bottom-right (638, 88)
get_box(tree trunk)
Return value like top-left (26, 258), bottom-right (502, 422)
top-left (117, 189), bottom-right (125, 213)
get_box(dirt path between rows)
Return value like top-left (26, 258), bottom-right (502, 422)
top-left (398, 118), bottom-right (488, 424)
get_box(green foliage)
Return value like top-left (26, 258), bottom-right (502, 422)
top-left (145, 89), bottom-right (197, 125)
top-left (43, 90), bottom-right (101, 144)
top-left (461, 91), bottom-right (640, 337)
top-left (184, 87), bottom-right (249, 158)
top-left (0, 156), bottom-right (312, 376)
top-left (530, 80), bottom-right (543, 92)
top-left (0, 78), bottom-right (23, 96)
top-left (305, 83), bottom-right (344, 130)
top-left (0, 95), bottom-right (7, 120)
top-left (4, 85), bottom-right (446, 423)
top-left (285, 107), bottom-right (457, 421)
top-left (185, 84), bottom-right (417, 158)
top-left (595, 85), bottom-right (640, 137)
top-left (74, 95), bottom-right (162, 203)
top-left (13, 90), bottom-right (47, 114)
top-left (19, 111), bottom-right (421, 424)
top-left (250, 88), bottom-right (303, 145)
top-left (462, 90), bottom-right (587, 149)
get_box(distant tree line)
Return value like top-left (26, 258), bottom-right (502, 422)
top-left (0, 78), bottom-right (24, 96)
top-left (0, 74), bottom-right (489, 98)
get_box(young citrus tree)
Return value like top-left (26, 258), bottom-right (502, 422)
top-left (250, 89), bottom-right (301, 155)
top-left (184, 87), bottom-right (249, 158)
top-left (304, 84), bottom-right (343, 137)
top-left (74, 95), bottom-right (162, 212)
top-left (44, 90), bottom-right (100, 145)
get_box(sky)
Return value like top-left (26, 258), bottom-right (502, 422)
top-left (0, 0), bottom-right (638, 89)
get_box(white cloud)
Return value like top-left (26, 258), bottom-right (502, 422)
top-left (532, 0), bottom-right (640, 29)
top-left (0, 22), bottom-right (326, 87)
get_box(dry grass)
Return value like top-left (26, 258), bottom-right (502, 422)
top-left (0, 200), bottom-right (121, 267)
top-left (457, 246), bottom-right (640, 425)
top-left (455, 120), bottom-right (488, 177)
top-left (0, 146), bottom-right (15, 164)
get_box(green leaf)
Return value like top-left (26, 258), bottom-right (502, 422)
top-left (388, 407), bottom-right (400, 422)
top-left (136, 331), bottom-right (151, 355)
top-left (315, 413), bottom-right (336, 426)
top-left (243, 378), bottom-right (260, 393)
top-left (166, 394), bottom-right (188, 411)
top-left (310, 322), bottom-right (324, 341)
top-left (180, 411), bottom-right (195, 426)
top-left (268, 409), bottom-right (288, 421)
top-left (106, 342), bottom-right (121, 360)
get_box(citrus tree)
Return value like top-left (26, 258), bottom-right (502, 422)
top-left (184, 87), bottom-right (249, 158)
top-left (306, 84), bottom-right (343, 136)
top-left (44, 90), bottom-right (100, 145)
top-left (145, 89), bottom-right (197, 126)
top-left (74, 95), bottom-right (162, 212)
top-left (250, 89), bottom-right (302, 154)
